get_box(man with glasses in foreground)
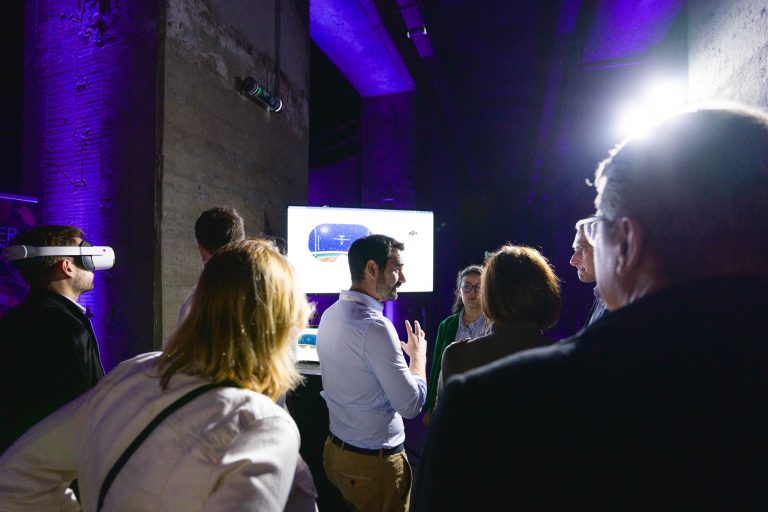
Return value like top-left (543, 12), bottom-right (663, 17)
top-left (415, 106), bottom-right (768, 510)
top-left (0, 225), bottom-right (107, 455)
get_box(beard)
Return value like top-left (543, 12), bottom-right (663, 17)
top-left (375, 274), bottom-right (399, 301)
top-left (72, 268), bottom-right (95, 296)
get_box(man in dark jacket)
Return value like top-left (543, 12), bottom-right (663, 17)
top-left (415, 107), bottom-right (768, 511)
top-left (0, 225), bottom-right (105, 454)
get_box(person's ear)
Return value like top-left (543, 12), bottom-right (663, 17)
top-left (59, 258), bottom-right (77, 278)
top-left (199, 245), bottom-right (211, 264)
top-left (614, 217), bottom-right (645, 277)
top-left (364, 259), bottom-right (379, 280)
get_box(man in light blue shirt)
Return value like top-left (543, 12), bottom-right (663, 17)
top-left (318, 234), bottom-right (427, 512)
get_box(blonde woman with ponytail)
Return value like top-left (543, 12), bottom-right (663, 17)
top-left (0, 239), bottom-right (313, 512)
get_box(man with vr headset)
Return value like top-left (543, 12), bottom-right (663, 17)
top-left (0, 225), bottom-right (114, 455)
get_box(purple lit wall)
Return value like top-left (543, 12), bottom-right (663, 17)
top-left (308, 158), bottom-right (360, 207)
top-left (310, 0), bottom-right (414, 96)
top-left (360, 93), bottom-right (416, 209)
top-left (582, 0), bottom-right (685, 64)
top-left (309, 4), bottom-right (418, 326)
top-left (23, 0), bottom-right (160, 370)
top-left (396, 0), bottom-right (434, 58)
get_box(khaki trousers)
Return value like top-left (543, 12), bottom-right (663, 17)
top-left (323, 437), bottom-right (412, 512)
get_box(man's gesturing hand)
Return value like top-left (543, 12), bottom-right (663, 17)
top-left (402, 320), bottom-right (427, 380)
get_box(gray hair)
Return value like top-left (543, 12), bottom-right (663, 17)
top-left (594, 106), bottom-right (768, 279)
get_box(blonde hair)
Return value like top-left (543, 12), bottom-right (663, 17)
top-left (160, 239), bottom-right (311, 401)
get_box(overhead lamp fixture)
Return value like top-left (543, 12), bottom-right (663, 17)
top-left (406, 26), bottom-right (427, 39)
top-left (242, 76), bottom-right (283, 112)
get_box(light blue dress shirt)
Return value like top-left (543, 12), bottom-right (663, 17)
top-left (317, 290), bottom-right (427, 449)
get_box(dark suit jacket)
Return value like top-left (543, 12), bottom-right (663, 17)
top-left (585, 287), bottom-right (607, 327)
top-left (415, 276), bottom-right (768, 511)
top-left (0, 288), bottom-right (104, 454)
top-left (437, 320), bottom-right (554, 401)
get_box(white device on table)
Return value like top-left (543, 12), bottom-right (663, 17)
top-left (295, 327), bottom-right (321, 376)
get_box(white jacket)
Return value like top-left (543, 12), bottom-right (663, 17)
top-left (0, 352), bottom-right (300, 512)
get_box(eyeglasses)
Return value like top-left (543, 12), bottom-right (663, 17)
top-left (461, 283), bottom-right (481, 293)
top-left (576, 215), bottom-right (613, 245)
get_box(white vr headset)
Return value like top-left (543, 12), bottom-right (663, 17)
top-left (5, 243), bottom-right (115, 271)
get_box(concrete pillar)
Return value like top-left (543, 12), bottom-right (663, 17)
top-left (23, 0), bottom-right (161, 368)
top-left (161, 0), bottom-right (310, 342)
top-left (23, 0), bottom-right (310, 358)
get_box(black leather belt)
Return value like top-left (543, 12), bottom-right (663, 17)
top-left (328, 434), bottom-right (404, 456)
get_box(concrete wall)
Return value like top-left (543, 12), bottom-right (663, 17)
top-left (161, 0), bottom-right (310, 342)
top-left (23, 0), bottom-right (160, 369)
top-left (688, 0), bottom-right (768, 107)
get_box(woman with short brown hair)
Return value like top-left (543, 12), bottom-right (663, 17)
top-left (437, 244), bottom-right (561, 401)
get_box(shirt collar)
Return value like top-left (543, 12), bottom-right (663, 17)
top-left (62, 294), bottom-right (87, 314)
top-left (339, 289), bottom-right (384, 312)
top-left (463, 313), bottom-right (486, 329)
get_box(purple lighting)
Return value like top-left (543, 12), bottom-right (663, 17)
top-left (310, 0), bottom-right (415, 96)
top-left (582, 0), bottom-right (685, 63)
top-left (25, 1), bottom-right (115, 364)
top-left (25, 0), bottom-right (159, 371)
top-left (397, 0), bottom-right (434, 58)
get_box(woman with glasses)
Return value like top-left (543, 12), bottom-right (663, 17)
top-left (435, 245), bottom-right (560, 403)
top-left (423, 265), bottom-right (487, 424)
top-left (0, 239), bottom-right (313, 511)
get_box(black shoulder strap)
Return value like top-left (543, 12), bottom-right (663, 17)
top-left (97, 381), bottom-right (237, 510)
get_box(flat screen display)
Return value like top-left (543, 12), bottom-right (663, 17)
top-left (287, 206), bottom-right (434, 293)
top-left (295, 327), bottom-right (321, 375)
top-left (295, 327), bottom-right (319, 364)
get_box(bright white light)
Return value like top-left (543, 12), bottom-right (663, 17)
top-left (615, 78), bottom-right (687, 139)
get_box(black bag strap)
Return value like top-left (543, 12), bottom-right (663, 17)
top-left (97, 381), bottom-right (237, 510)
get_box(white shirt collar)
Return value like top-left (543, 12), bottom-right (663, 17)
top-left (339, 289), bottom-right (384, 312)
top-left (63, 294), bottom-right (87, 314)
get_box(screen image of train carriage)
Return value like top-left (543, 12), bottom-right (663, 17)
top-left (307, 223), bottom-right (371, 262)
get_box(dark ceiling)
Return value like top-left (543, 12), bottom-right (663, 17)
top-left (310, 0), bottom-right (688, 334)
top-left (416, 0), bottom-right (562, 180)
